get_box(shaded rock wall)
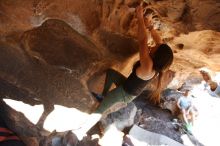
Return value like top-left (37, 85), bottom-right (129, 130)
top-left (0, 19), bottom-right (101, 112)
top-left (0, 0), bottom-right (220, 144)
top-left (0, 0), bottom-right (219, 112)
top-left (0, 0), bottom-right (102, 36)
top-left (0, 0), bottom-right (219, 121)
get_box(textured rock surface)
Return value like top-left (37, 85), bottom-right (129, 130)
top-left (160, 89), bottom-right (183, 115)
top-left (0, 19), bottom-right (100, 112)
top-left (1, 0), bottom-right (219, 97)
top-left (127, 125), bottom-right (184, 146)
top-left (0, 0), bottom-right (220, 145)
top-left (134, 98), bottom-right (182, 143)
top-left (101, 102), bottom-right (137, 131)
top-left (0, 100), bottom-right (42, 139)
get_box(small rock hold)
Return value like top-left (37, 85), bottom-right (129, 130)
top-left (176, 43), bottom-right (184, 50)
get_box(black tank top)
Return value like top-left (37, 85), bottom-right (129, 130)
top-left (123, 61), bottom-right (153, 96)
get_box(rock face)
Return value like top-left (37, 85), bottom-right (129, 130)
top-left (101, 102), bottom-right (137, 131)
top-left (134, 97), bottom-right (183, 143)
top-left (0, 19), bottom-right (100, 112)
top-left (0, 0), bottom-right (220, 145)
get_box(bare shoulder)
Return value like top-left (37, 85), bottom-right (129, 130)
top-left (136, 66), bottom-right (155, 80)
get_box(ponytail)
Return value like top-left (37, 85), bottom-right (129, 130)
top-left (149, 71), bottom-right (163, 104)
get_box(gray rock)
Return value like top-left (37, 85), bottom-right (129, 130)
top-left (101, 102), bottom-right (137, 131)
top-left (160, 89), bottom-right (182, 115)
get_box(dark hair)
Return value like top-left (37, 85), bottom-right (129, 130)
top-left (150, 44), bottom-right (173, 104)
top-left (152, 44), bottom-right (173, 72)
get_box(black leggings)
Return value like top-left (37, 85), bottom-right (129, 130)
top-left (95, 69), bottom-right (135, 114)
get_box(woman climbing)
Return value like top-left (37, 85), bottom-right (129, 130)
top-left (94, 6), bottom-right (174, 115)
top-left (73, 5), bottom-right (174, 139)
